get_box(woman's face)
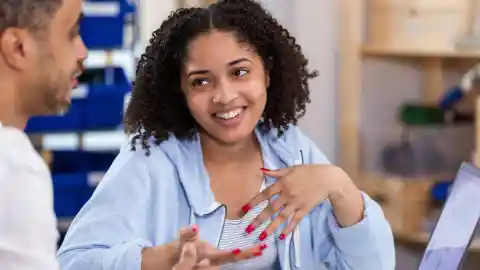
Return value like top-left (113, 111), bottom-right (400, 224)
top-left (181, 30), bottom-right (269, 144)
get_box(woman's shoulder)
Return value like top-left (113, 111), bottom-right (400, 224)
top-left (99, 135), bottom-right (178, 187)
top-left (117, 136), bottom-right (173, 165)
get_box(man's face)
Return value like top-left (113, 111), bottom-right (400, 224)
top-left (24, 0), bottom-right (87, 115)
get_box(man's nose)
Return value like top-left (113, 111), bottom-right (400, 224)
top-left (77, 37), bottom-right (88, 62)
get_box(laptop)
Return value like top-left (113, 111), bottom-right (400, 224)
top-left (418, 162), bottom-right (480, 270)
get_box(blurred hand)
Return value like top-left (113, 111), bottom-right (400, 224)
top-left (172, 243), bottom-right (213, 270)
top-left (142, 225), bottom-right (266, 270)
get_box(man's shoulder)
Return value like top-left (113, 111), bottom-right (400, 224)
top-left (0, 127), bottom-right (50, 177)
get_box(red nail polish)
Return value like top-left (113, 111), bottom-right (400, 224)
top-left (254, 251), bottom-right (263, 256)
top-left (259, 231), bottom-right (267, 241)
top-left (245, 224), bottom-right (255, 234)
top-left (259, 243), bottom-right (267, 250)
top-left (260, 168), bottom-right (270, 172)
top-left (191, 225), bottom-right (198, 233)
top-left (279, 233), bottom-right (285, 240)
top-left (232, 248), bottom-right (241, 255)
top-left (241, 204), bottom-right (251, 213)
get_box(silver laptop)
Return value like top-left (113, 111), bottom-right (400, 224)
top-left (418, 162), bottom-right (480, 270)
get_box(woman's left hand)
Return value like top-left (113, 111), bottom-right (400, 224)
top-left (242, 165), bottom-right (362, 241)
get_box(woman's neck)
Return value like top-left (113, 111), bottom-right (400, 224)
top-left (200, 131), bottom-right (260, 165)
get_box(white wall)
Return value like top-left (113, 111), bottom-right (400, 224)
top-left (138, 0), bottom-right (339, 162)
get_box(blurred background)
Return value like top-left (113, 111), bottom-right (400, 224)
top-left (26, 0), bottom-right (480, 269)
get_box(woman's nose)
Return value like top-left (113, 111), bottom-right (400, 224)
top-left (212, 81), bottom-right (239, 104)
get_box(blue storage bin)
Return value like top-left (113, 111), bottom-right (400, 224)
top-left (85, 67), bottom-right (131, 129)
top-left (51, 151), bottom-right (117, 174)
top-left (53, 173), bottom-right (95, 218)
top-left (431, 181), bottom-right (453, 201)
top-left (25, 99), bottom-right (85, 133)
top-left (89, 152), bottom-right (117, 171)
top-left (51, 151), bottom-right (91, 173)
top-left (81, 0), bottom-right (135, 49)
top-left (25, 67), bottom-right (131, 133)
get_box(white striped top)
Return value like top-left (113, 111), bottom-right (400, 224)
top-left (218, 182), bottom-right (278, 270)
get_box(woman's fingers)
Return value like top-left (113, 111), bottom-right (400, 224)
top-left (206, 243), bottom-right (265, 266)
top-left (246, 196), bottom-right (287, 234)
top-left (261, 204), bottom-right (297, 240)
top-left (242, 183), bottom-right (282, 215)
top-left (179, 225), bottom-right (199, 243)
top-left (172, 243), bottom-right (197, 270)
top-left (278, 210), bottom-right (305, 240)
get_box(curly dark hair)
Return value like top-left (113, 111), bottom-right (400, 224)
top-left (125, 0), bottom-right (318, 155)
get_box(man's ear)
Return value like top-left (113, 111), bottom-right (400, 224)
top-left (0, 28), bottom-right (31, 71)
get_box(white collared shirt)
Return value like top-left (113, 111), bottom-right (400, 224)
top-left (0, 121), bottom-right (59, 270)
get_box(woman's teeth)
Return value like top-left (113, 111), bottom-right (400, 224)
top-left (215, 108), bottom-right (243, 120)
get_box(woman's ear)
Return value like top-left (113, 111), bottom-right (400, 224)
top-left (265, 73), bottom-right (270, 89)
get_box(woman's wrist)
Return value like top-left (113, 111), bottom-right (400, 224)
top-left (328, 170), bottom-right (365, 227)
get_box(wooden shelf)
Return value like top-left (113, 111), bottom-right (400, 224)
top-left (340, 0), bottom-right (480, 252)
top-left (362, 45), bottom-right (480, 59)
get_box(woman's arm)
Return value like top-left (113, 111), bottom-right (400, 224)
top-left (292, 127), bottom-right (396, 269)
top-left (311, 193), bottom-right (395, 270)
top-left (57, 145), bottom-right (176, 270)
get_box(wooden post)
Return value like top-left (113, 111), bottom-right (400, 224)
top-left (338, 0), bottom-right (362, 182)
top-left (475, 97), bottom-right (480, 167)
top-left (422, 58), bottom-right (444, 104)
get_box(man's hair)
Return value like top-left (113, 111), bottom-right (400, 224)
top-left (125, 0), bottom-right (318, 155)
top-left (0, 0), bottom-right (62, 33)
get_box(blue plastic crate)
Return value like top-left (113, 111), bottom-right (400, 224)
top-left (85, 67), bottom-right (131, 129)
top-left (81, 0), bottom-right (135, 49)
top-left (53, 173), bottom-right (95, 218)
top-left (51, 151), bottom-right (91, 173)
top-left (25, 100), bottom-right (84, 133)
top-left (51, 151), bottom-right (117, 174)
top-left (431, 181), bottom-right (453, 201)
top-left (25, 67), bottom-right (131, 133)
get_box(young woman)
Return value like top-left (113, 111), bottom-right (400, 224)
top-left (57, 0), bottom-right (395, 269)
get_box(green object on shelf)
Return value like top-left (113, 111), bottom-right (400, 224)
top-left (400, 104), bottom-right (474, 125)
top-left (400, 105), bottom-right (445, 125)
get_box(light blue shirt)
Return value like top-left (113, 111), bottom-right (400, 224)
top-left (57, 125), bottom-right (395, 270)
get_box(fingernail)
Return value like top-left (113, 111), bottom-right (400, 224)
top-left (245, 224), bottom-right (255, 234)
top-left (279, 233), bottom-right (285, 240)
top-left (260, 168), bottom-right (270, 172)
top-left (191, 225), bottom-right (198, 233)
top-left (259, 243), bottom-right (267, 250)
top-left (254, 251), bottom-right (263, 256)
top-left (259, 231), bottom-right (267, 241)
top-left (232, 248), bottom-right (241, 255)
top-left (241, 204), bottom-right (251, 214)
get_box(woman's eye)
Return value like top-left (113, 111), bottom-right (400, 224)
top-left (192, 79), bottom-right (209, 87)
top-left (234, 69), bottom-right (249, 77)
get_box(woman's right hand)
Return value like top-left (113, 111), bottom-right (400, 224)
top-left (172, 243), bottom-right (213, 270)
top-left (141, 225), bottom-right (265, 270)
